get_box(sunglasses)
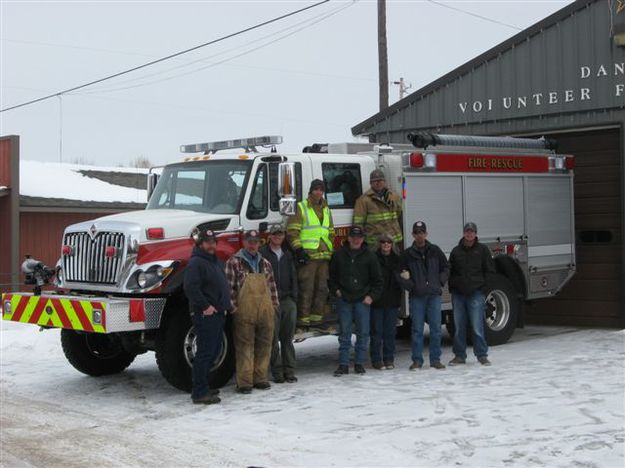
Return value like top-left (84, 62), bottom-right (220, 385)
top-left (380, 240), bottom-right (393, 244)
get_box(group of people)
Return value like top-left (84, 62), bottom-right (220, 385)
top-left (183, 169), bottom-right (496, 405)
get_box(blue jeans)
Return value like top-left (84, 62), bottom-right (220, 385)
top-left (452, 291), bottom-right (488, 359)
top-left (337, 298), bottom-right (370, 366)
top-left (370, 306), bottom-right (398, 364)
top-left (191, 311), bottom-right (225, 399)
top-left (409, 295), bottom-right (442, 364)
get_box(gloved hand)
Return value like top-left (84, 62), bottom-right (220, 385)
top-left (295, 248), bottom-right (310, 265)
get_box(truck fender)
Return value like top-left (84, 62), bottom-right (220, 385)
top-left (493, 255), bottom-right (526, 328)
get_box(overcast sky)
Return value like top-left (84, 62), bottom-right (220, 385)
top-left (1, 0), bottom-right (573, 167)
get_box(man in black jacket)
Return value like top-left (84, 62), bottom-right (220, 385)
top-left (183, 228), bottom-right (231, 404)
top-left (448, 222), bottom-right (496, 366)
top-left (328, 226), bottom-right (383, 376)
top-left (260, 224), bottom-right (299, 384)
top-left (397, 221), bottom-right (449, 370)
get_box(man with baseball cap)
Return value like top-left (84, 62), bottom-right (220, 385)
top-left (184, 228), bottom-right (231, 404)
top-left (397, 221), bottom-right (449, 370)
top-left (287, 179), bottom-right (335, 329)
top-left (329, 226), bottom-right (383, 376)
top-left (260, 224), bottom-right (298, 383)
top-left (448, 222), bottom-right (496, 366)
top-left (353, 169), bottom-right (403, 251)
top-left (225, 230), bottom-right (280, 393)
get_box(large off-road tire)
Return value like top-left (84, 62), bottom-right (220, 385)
top-left (60, 329), bottom-right (136, 376)
top-left (484, 274), bottom-right (520, 346)
top-left (155, 311), bottom-right (235, 393)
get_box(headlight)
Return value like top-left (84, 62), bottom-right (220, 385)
top-left (127, 263), bottom-right (177, 291)
top-left (137, 271), bottom-right (148, 288)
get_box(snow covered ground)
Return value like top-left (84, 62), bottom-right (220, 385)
top-left (1, 320), bottom-right (623, 468)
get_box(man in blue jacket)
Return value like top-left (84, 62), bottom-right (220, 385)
top-left (183, 228), bottom-right (231, 405)
top-left (397, 221), bottom-right (449, 370)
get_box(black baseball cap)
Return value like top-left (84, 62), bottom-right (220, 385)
top-left (244, 230), bottom-right (261, 241)
top-left (463, 222), bottom-right (478, 233)
top-left (193, 228), bottom-right (217, 244)
top-left (412, 221), bottom-right (427, 233)
top-left (348, 226), bottom-right (365, 237)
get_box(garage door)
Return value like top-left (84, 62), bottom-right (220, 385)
top-left (526, 128), bottom-right (623, 327)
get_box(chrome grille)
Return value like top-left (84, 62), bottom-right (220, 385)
top-left (63, 232), bottom-right (126, 284)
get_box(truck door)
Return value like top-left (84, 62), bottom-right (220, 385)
top-left (241, 161), bottom-right (289, 232)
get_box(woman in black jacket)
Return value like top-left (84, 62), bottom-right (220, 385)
top-left (370, 233), bottom-right (402, 370)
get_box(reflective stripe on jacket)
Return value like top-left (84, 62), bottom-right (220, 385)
top-left (353, 189), bottom-right (403, 245)
top-left (287, 196), bottom-right (335, 260)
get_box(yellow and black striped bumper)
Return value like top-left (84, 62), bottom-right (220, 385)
top-left (1, 293), bottom-right (166, 334)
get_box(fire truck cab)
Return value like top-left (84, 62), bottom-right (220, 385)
top-left (1, 134), bottom-right (575, 392)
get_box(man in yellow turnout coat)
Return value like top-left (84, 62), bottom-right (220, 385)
top-left (287, 179), bottom-right (335, 328)
top-left (353, 169), bottom-right (403, 251)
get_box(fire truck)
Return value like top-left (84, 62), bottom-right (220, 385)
top-left (1, 134), bottom-right (576, 391)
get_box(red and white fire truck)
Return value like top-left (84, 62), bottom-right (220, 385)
top-left (1, 134), bottom-right (576, 391)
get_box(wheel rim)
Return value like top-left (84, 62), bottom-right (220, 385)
top-left (485, 289), bottom-right (510, 331)
top-left (84, 334), bottom-right (123, 359)
top-left (183, 327), bottom-right (228, 372)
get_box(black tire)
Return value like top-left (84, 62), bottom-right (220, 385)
top-left (60, 329), bottom-right (136, 376)
top-left (155, 311), bottom-right (235, 393)
top-left (484, 274), bottom-right (520, 346)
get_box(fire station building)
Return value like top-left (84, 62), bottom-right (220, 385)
top-left (353, 0), bottom-right (625, 328)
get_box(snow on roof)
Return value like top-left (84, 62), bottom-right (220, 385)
top-left (20, 160), bottom-right (148, 204)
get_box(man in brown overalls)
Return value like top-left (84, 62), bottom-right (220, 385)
top-left (225, 230), bottom-right (280, 394)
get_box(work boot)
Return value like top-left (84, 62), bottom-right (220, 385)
top-left (372, 362), bottom-right (384, 370)
top-left (253, 382), bottom-right (271, 390)
top-left (478, 356), bottom-right (492, 366)
top-left (409, 361), bottom-right (423, 370)
top-left (285, 375), bottom-right (298, 383)
top-left (236, 386), bottom-right (253, 394)
top-left (448, 356), bottom-right (466, 366)
top-left (273, 375), bottom-right (285, 384)
top-left (431, 361), bottom-right (446, 370)
top-left (333, 365), bottom-right (349, 376)
top-left (384, 361), bottom-right (395, 370)
top-left (354, 364), bottom-right (366, 375)
top-left (192, 394), bottom-right (221, 405)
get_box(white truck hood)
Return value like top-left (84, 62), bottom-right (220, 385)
top-left (67, 209), bottom-right (238, 242)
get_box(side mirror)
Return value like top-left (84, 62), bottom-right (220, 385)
top-left (278, 162), bottom-right (297, 216)
top-left (147, 172), bottom-right (159, 202)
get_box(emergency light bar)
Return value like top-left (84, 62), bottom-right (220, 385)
top-left (180, 136), bottom-right (283, 154)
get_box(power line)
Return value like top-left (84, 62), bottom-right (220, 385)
top-left (0, 0), bottom-right (330, 113)
top-left (426, 0), bottom-right (522, 31)
top-left (78, 1), bottom-right (356, 95)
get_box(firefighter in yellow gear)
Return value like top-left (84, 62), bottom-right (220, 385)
top-left (287, 179), bottom-right (335, 328)
top-left (353, 169), bottom-right (403, 251)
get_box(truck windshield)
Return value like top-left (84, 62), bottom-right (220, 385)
top-left (147, 160), bottom-right (252, 214)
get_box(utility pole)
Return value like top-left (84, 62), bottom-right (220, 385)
top-left (392, 77), bottom-right (412, 101)
top-left (378, 0), bottom-right (388, 111)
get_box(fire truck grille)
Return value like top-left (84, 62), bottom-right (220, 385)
top-left (63, 232), bottom-right (126, 284)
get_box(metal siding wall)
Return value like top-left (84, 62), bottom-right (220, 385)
top-left (365, 1), bottom-right (623, 138)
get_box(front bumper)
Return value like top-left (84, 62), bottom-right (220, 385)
top-left (1, 293), bottom-right (166, 334)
